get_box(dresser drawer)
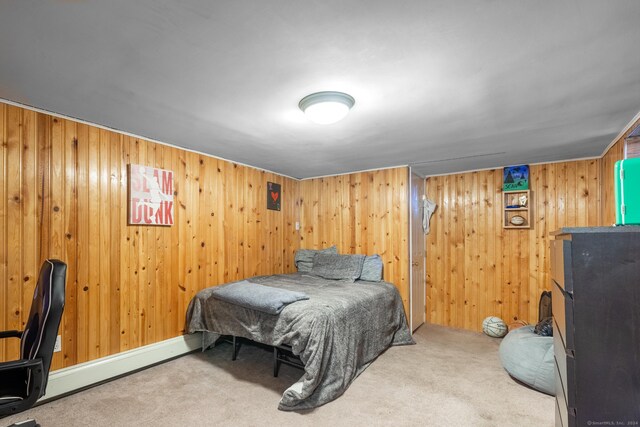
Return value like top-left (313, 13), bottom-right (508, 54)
top-left (555, 362), bottom-right (569, 427)
top-left (553, 321), bottom-right (575, 409)
top-left (555, 358), bottom-right (576, 427)
top-left (551, 239), bottom-right (573, 293)
top-left (552, 281), bottom-right (574, 350)
top-left (555, 397), bottom-right (564, 427)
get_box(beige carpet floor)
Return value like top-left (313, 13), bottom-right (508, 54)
top-left (3, 324), bottom-right (554, 427)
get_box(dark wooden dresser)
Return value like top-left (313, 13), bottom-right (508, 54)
top-left (551, 227), bottom-right (640, 427)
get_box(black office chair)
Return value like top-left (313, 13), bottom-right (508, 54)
top-left (0, 259), bottom-right (66, 426)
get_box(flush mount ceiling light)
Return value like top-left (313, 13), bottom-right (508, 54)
top-left (298, 91), bottom-right (355, 125)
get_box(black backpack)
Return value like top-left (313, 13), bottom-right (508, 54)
top-left (534, 291), bottom-right (553, 337)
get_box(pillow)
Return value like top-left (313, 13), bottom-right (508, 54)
top-left (294, 245), bottom-right (337, 272)
top-left (360, 254), bottom-right (383, 281)
top-left (310, 253), bottom-right (365, 282)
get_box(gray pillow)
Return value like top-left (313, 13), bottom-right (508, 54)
top-left (360, 254), bottom-right (383, 281)
top-left (294, 246), bottom-right (337, 272)
top-left (310, 253), bottom-right (365, 282)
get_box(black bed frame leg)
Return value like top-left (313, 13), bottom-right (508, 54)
top-left (273, 347), bottom-right (281, 377)
top-left (232, 336), bottom-right (241, 361)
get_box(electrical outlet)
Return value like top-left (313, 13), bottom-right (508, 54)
top-left (54, 335), bottom-right (62, 352)
top-left (295, 221), bottom-right (300, 231)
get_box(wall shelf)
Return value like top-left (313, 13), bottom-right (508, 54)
top-left (503, 189), bottom-right (531, 229)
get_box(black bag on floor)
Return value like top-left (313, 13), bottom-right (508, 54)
top-left (534, 291), bottom-right (553, 336)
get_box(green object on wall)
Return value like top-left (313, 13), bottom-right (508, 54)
top-left (614, 158), bottom-right (640, 225)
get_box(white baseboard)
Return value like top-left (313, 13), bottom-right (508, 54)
top-left (42, 333), bottom-right (202, 402)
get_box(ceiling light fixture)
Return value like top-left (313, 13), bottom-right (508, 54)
top-left (298, 91), bottom-right (355, 125)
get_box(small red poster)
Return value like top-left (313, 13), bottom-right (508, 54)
top-left (267, 181), bottom-right (281, 211)
top-left (128, 164), bottom-right (174, 226)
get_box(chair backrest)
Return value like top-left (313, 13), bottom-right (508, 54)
top-left (20, 259), bottom-right (66, 396)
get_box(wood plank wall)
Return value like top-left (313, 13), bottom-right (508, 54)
top-left (0, 102), bottom-right (300, 369)
top-left (425, 160), bottom-right (601, 331)
top-left (298, 168), bottom-right (410, 314)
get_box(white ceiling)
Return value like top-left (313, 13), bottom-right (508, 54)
top-left (1, 1), bottom-right (639, 178)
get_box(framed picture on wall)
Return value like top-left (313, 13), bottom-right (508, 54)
top-left (267, 181), bottom-right (281, 211)
top-left (503, 165), bottom-right (529, 191)
top-left (128, 164), bottom-right (174, 225)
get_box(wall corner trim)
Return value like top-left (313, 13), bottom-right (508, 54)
top-left (41, 333), bottom-right (202, 403)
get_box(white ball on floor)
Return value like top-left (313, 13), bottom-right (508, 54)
top-left (482, 316), bottom-right (508, 338)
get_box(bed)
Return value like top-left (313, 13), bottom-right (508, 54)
top-left (185, 269), bottom-right (413, 411)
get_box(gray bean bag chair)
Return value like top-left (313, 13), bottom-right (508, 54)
top-left (499, 326), bottom-right (555, 395)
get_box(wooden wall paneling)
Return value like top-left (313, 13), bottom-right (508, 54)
top-left (199, 155), bottom-right (210, 295)
top-left (184, 151), bottom-right (197, 322)
top-left (349, 175), bottom-right (356, 250)
top-left (21, 110), bottom-right (38, 358)
top-left (75, 124), bottom-right (88, 362)
top-left (340, 175), bottom-right (353, 253)
top-left (424, 176), bottom-right (435, 324)
top-left (298, 167), bottom-right (410, 316)
top-left (156, 144), bottom-right (166, 339)
top-left (453, 175), bottom-right (463, 328)
top-left (87, 126), bottom-right (100, 360)
top-left (426, 159), bottom-right (602, 331)
top-left (265, 174), bottom-right (274, 274)
top-left (175, 147), bottom-right (187, 333)
top-left (144, 141), bottom-right (156, 346)
top-left (490, 170), bottom-right (501, 322)
top-left (391, 169), bottom-right (403, 311)
top-left (430, 175), bottom-right (442, 326)
top-left (119, 136), bottom-right (131, 352)
top-left (285, 173), bottom-right (301, 272)
top-left (243, 168), bottom-right (259, 278)
top-left (109, 131), bottom-right (121, 353)
top-left (153, 144), bottom-right (164, 342)
top-left (5, 106), bottom-right (21, 360)
top-left (266, 173), bottom-right (276, 273)
top-left (214, 160), bottom-right (225, 285)
top-left (167, 145), bottom-right (179, 338)
top-left (222, 162), bottom-right (236, 282)
top-left (129, 137), bottom-right (141, 350)
top-left (477, 171), bottom-right (488, 330)
top-left (587, 160), bottom-right (599, 225)
top-left (6, 95), bottom-right (627, 359)
top-left (1, 102), bottom-right (300, 366)
top-left (443, 175), bottom-right (451, 323)
top-left (62, 119), bottom-right (77, 367)
top-left (528, 166), bottom-right (542, 324)
top-left (0, 104), bottom-right (6, 361)
top-left (445, 174), bottom-right (454, 326)
top-left (47, 116), bottom-right (61, 368)
top-left (398, 168), bottom-right (410, 314)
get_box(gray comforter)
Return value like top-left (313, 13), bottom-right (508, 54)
top-left (210, 280), bottom-right (309, 314)
top-left (185, 272), bottom-right (414, 411)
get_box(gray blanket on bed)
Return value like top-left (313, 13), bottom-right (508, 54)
top-left (211, 280), bottom-right (309, 315)
top-left (186, 273), bottom-right (414, 411)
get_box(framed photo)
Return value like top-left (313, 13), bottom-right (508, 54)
top-left (128, 164), bottom-right (174, 225)
top-left (503, 165), bottom-right (529, 191)
top-left (267, 181), bottom-right (281, 211)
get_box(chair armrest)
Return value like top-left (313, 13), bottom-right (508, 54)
top-left (0, 330), bottom-right (22, 339)
top-left (0, 358), bottom-right (43, 373)
top-left (0, 358), bottom-right (45, 417)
